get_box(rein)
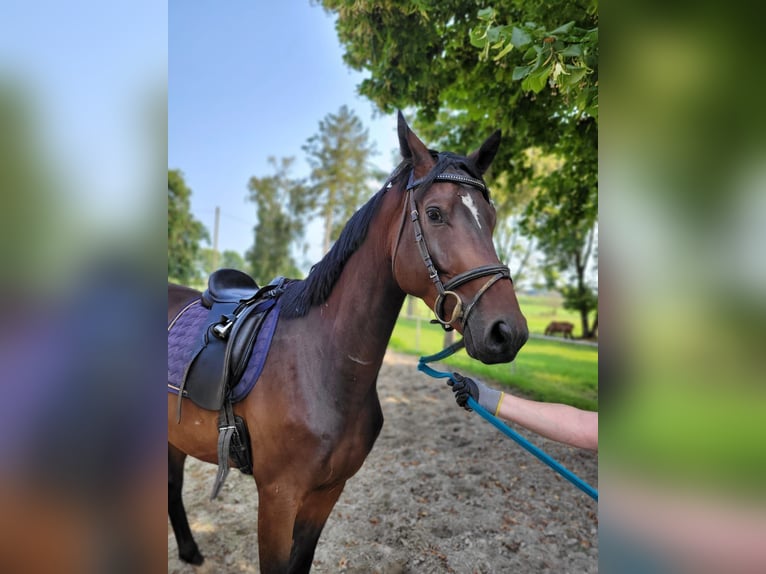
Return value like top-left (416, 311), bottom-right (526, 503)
top-left (392, 169), bottom-right (511, 331)
top-left (418, 341), bottom-right (599, 501)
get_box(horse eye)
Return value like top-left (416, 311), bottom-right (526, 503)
top-left (426, 208), bottom-right (443, 223)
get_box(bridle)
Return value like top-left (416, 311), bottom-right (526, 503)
top-left (391, 168), bottom-right (511, 331)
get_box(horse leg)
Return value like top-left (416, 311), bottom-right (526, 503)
top-left (288, 483), bottom-right (346, 573)
top-left (168, 444), bottom-right (204, 565)
top-left (256, 483), bottom-right (302, 574)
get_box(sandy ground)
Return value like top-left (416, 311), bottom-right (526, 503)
top-left (168, 351), bottom-right (598, 573)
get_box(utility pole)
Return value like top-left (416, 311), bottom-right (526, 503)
top-left (212, 206), bottom-right (220, 270)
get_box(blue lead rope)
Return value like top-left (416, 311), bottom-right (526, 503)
top-left (418, 342), bottom-right (598, 502)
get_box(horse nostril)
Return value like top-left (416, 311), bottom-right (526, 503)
top-left (489, 320), bottom-right (528, 352)
top-left (490, 320), bottom-right (512, 346)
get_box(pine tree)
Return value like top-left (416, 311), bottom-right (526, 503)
top-left (302, 106), bottom-right (384, 254)
top-left (245, 157), bottom-right (309, 283)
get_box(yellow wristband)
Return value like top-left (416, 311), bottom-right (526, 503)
top-left (494, 392), bottom-right (505, 417)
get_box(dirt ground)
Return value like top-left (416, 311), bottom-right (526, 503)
top-left (168, 351), bottom-right (598, 573)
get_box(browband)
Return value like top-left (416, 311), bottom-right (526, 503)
top-left (406, 171), bottom-right (487, 194)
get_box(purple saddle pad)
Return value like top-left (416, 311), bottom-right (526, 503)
top-left (167, 297), bottom-right (280, 403)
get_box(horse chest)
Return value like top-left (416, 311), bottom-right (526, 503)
top-left (306, 392), bottom-right (383, 481)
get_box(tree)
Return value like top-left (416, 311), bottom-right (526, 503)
top-left (522, 130), bottom-right (598, 337)
top-left (221, 249), bottom-right (245, 270)
top-left (317, 0), bottom-right (598, 331)
top-left (316, 0), bottom-right (596, 173)
top-left (491, 148), bottom-right (555, 287)
top-left (195, 247), bottom-right (215, 280)
top-left (245, 157), bottom-right (310, 283)
top-left (494, 214), bottom-right (537, 287)
top-left (469, 8), bottom-right (598, 123)
top-left (195, 247), bottom-right (246, 279)
top-left (168, 169), bottom-right (208, 283)
top-left (302, 105), bottom-right (385, 254)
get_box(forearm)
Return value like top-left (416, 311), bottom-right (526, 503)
top-left (495, 394), bottom-right (598, 451)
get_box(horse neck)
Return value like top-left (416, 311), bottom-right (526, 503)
top-left (319, 190), bottom-right (406, 378)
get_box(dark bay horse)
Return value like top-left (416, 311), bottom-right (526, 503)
top-left (545, 320), bottom-right (575, 339)
top-left (168, 112), bottom-right (529, 573)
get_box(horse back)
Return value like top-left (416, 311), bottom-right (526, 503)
top-left (168, 283), bottom-right (200, 322)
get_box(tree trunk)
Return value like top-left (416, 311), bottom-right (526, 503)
top-left (587, 312), bottom-right (598, 339)
top-left (574, 250), bottom-right (590, 339)
top-left (579, 306), bottom-right (589, 340)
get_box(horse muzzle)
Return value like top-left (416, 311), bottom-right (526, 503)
top-left (463, 310), bottom-right (529, 364)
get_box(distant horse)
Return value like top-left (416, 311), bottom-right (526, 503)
top-left (168, 112), bottom-right (529, 573)
top-left (544, 321), bottom-right (574, 339)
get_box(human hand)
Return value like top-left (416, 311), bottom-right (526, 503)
top-left (447, 372), bottom-right (479, 410)
top-left (447, 372), bottom-right (503, 414)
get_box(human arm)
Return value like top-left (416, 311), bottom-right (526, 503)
top-left (448, 374), bottom-right (598, 451)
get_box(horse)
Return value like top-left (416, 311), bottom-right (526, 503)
top-left (168, 112), bottom-right (529, 573)
top-left (544, 320), bottom-right (574, 339)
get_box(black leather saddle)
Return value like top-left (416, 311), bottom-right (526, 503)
top-left (202, 268), bottom-right (260, 306)
top-left (177, 269), bottom-right (287, 417)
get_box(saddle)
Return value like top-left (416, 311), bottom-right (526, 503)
top-left (177, 269), bottom-right (287, 416)
top-left (203, 268), bottom-right (260, 306)
top-left (174, 269), bottom-right (289, 498)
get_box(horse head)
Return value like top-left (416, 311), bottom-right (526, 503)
top-left (391, 112), bottom-right (528, 364)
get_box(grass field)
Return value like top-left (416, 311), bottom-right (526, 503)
top-left (516, 293), bottom-right (585, 336)
top-left (389, 313), bottom-right (598, 412)
top-left (403, 293), bottom-right (591, 336)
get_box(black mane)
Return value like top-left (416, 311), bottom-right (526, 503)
top-left (279, 161), bottom-right (411, 319)
top-left (279, 150), bottom-right (486, 319)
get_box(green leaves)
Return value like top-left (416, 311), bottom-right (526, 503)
top-left (469, 26), bottom-right (487, 48)
top-left (559, 44), bottom-right (583, 58)
top-left (521, 65), bottom-right (551, 93)
top-left (512, 65), bottom-right (533, 81)
top-left (468, 10), bottom-right (597, 121)
top-left (477, 7), bottom-right (495, 19)
top-left (246, 157), bottom-right (308, 282)
top-left (510, 26), bottom-right (532, 48)
top-left (168, 170), bottom-right (209, 283)
top-left (550, 21), bottom-right (576, 35)
top-left (493, 41), bottom-right (514, 61)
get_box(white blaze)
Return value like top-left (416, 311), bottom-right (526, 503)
top-left (460, 193), bottom-right (482, 229)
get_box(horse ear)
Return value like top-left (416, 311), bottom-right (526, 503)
top-left (468, 130), bottom-right (502, 175)
top-left (397, 110), bottom-right (432, 169)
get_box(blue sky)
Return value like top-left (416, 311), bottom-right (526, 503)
top-left (1, 1), bottom-right (166, 233)
top-left (169, 1), bottom-right (400, 269)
